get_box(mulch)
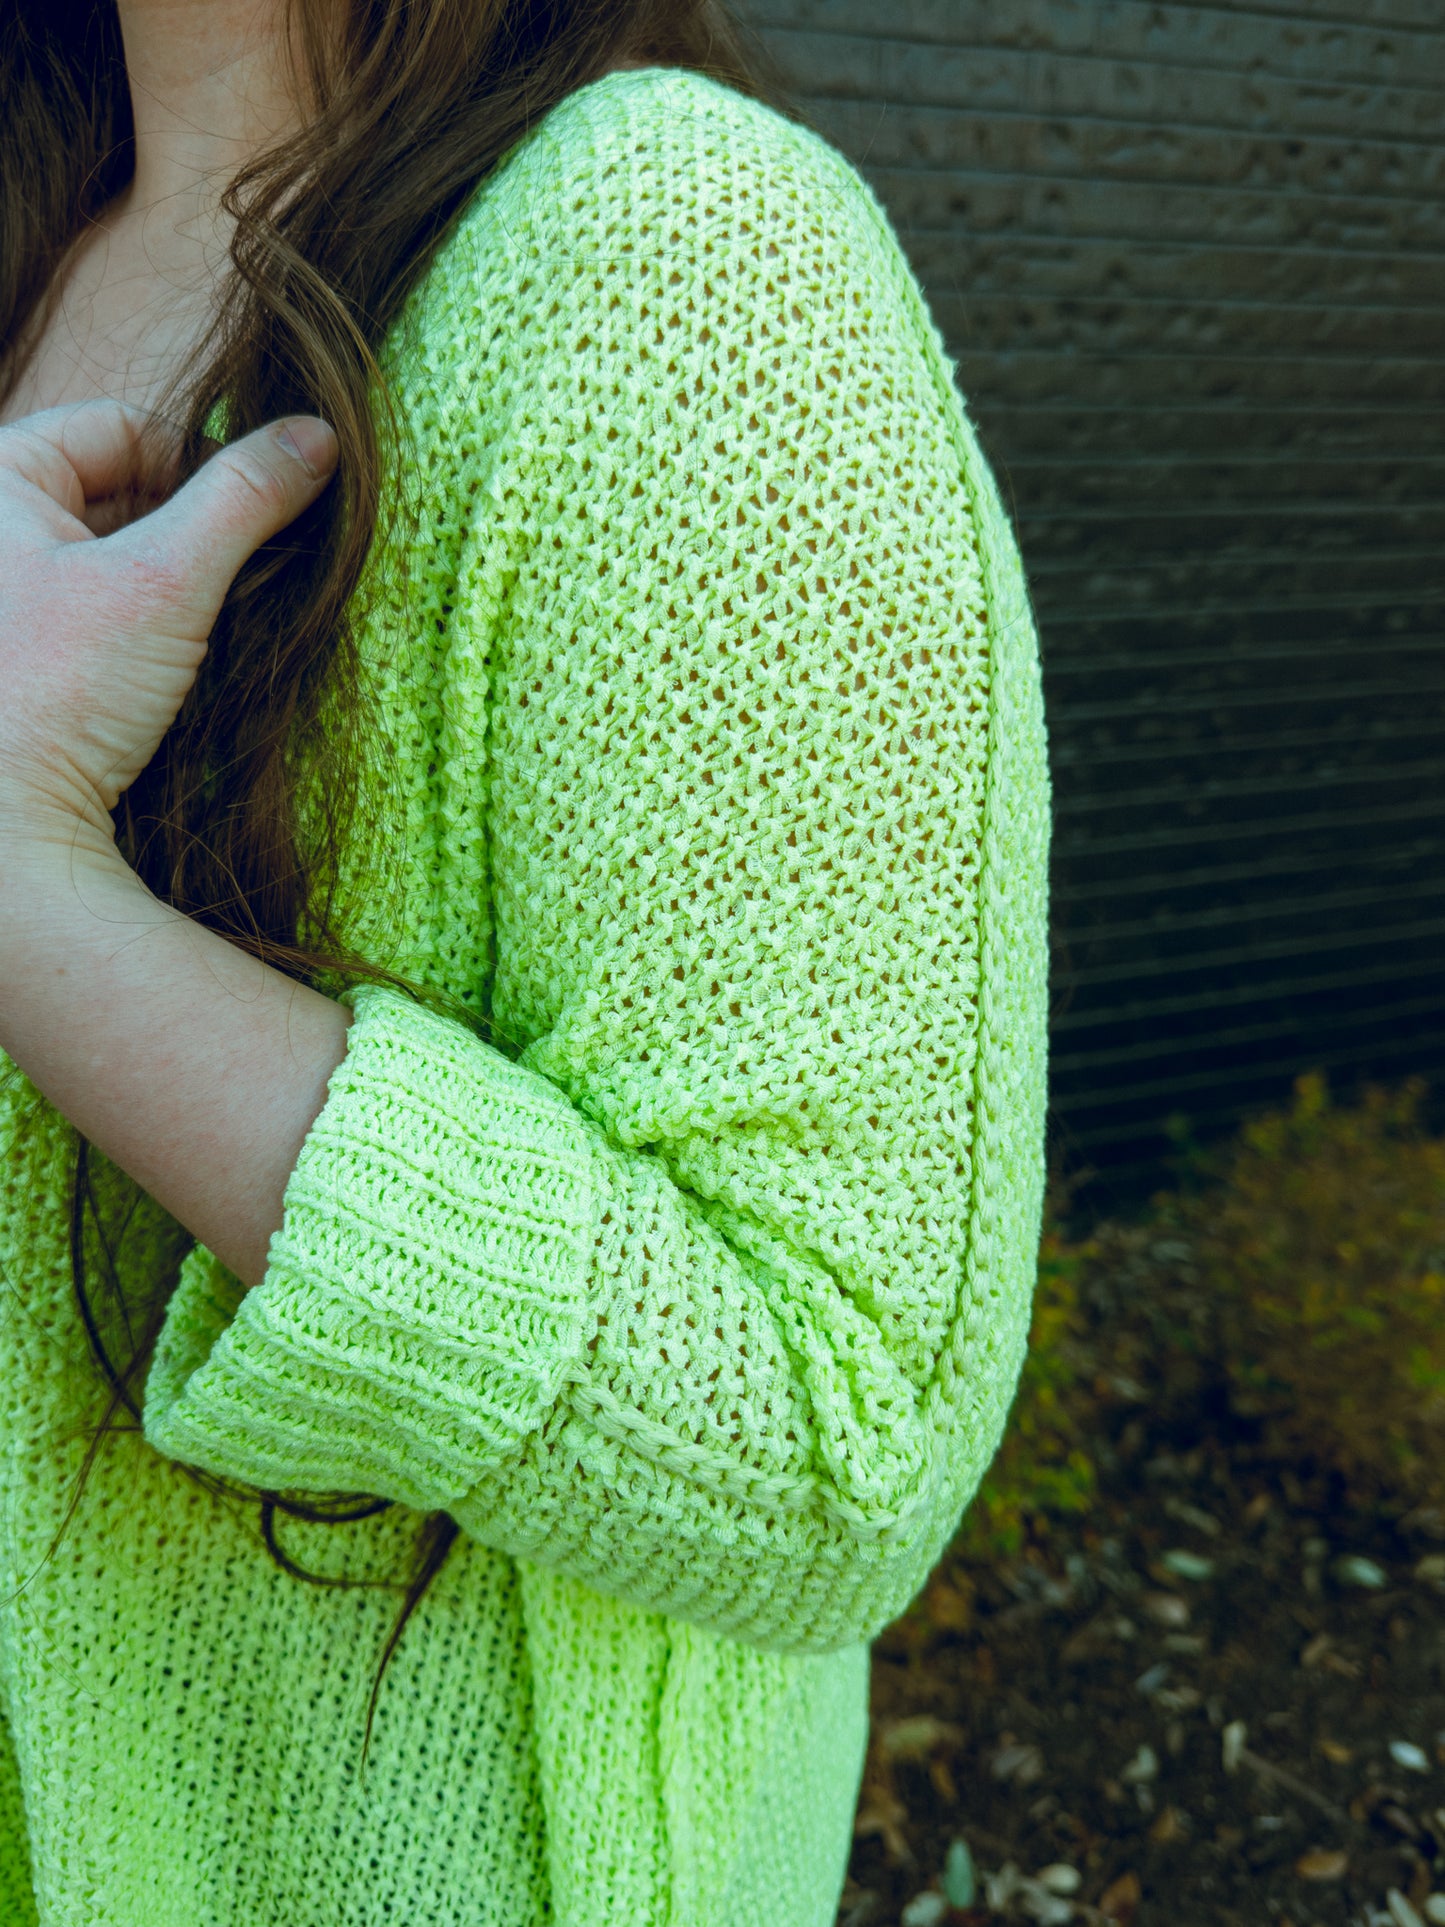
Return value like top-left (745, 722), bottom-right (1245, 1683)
top-left (839, 1345), bottom-right (1445, 1927)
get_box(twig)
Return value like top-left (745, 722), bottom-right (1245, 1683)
top-left (1237, 1744), bottom-right (1350, 1825)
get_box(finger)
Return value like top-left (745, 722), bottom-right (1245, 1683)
top-left (0, 397), bottom-right (178, 518)
top-left (109, 416), bottom-right (339, 624)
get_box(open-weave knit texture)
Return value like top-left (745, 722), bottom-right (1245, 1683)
top-left (0, 65), bottom-right (1050, 1927)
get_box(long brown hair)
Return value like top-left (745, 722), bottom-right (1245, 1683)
top-left (0, 0), bottom-right (805, 1761)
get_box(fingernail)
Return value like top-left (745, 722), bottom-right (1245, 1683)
top-left (274, 417), bottom-right (338, 478)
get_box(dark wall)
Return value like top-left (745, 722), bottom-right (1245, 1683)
top-left (743, 0), bottom-right (1445, 1209)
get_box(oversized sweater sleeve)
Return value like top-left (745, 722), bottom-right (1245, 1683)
top-left (142, 79), bottom-right (1051, 1654)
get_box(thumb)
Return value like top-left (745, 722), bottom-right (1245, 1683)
top-left (115, 416), bottom-right (338, 627)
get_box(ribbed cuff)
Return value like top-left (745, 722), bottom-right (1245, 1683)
top-left (143, 983), bottom-right (602, 1509)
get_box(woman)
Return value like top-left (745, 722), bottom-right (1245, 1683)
top-left (0, 1), bottom-right (1050, 1921)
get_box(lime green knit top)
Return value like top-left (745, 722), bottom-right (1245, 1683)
top-left (0, 65), bottom-right (1049, 1927)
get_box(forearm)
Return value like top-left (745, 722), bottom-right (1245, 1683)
top-left (0, 818), bottom-right (351, 1292)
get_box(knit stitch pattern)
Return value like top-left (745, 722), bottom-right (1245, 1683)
top-left (0, 65), bottom-right (1049, 1926)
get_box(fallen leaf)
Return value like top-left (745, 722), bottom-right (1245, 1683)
top-left (991, 1740), bottom-right (1044, 1785)
top-left (1378, 1803), bottom-right (1422, 1842)
top-left (1164, 1496), bottom-right (1222, 1536)
top-left (1038, 1864), bottom-right (1082, 1896)
top-left (985, 1862), bottom-right (1024, 1910)
top-left (1160, 1548), bottom-right (1215, 1582)
top-left (854, 1786), bottom-right (912, 1866)
top-left (942, 1838), bottom-right (976, 1909)
top-left (1098, 1869), bottom-right (1142, 1922)
top-left (1333, 1554), bottom-right (1387, 1590)
top-left (1294, 1847), bottom-right (1348, 1881)
top-left (925, 1576), bottom-right (975, 1635)
top-left (1120, 1744), bottom-right (1158, 1785)
top-left (879, 1716), bottom-right (965, 1762)
top-left (1060, 1615), bottom-right (1112, 1664)
top-left (1318, 1737), bottom-right (1353, 1765)
top-left (900, 1893), bottom-right (947, 1927)
top-left (1141, 1591), bottom-right (1190, 1629)
top-left (1149, 1805), bottom-right (1185, 1843)
top-left (1135, 1661), bottom-right (1171, 1697)
top-left (1387, 1890), bottom-right (1426, 1927)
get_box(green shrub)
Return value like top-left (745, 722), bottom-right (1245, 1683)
top-left (952, 1071), bottom-right (1445, 1558)
top-left (953, 1220), bottom-right (1099, 1557)
top-left (1180, 1071), bottom-right (1445, 1504)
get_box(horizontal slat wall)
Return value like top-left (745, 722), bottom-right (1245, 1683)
top-left (742, 0), bottom-right (1445, 1206)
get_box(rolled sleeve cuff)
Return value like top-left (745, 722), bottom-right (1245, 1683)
top-left (143, 983), bottom-right (602, 1509)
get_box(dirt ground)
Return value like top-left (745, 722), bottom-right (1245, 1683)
top-left (839, 1368), bottom-right (1445, 1927)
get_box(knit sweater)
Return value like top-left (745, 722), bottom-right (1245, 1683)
top-left (0, 63), bottom-right (1050, 1927)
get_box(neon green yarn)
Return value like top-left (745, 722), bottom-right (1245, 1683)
top-left (0, 65), bottom-right (1049, 1926)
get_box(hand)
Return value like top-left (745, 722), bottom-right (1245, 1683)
top-left (0, 398), bottom-right (338, 856)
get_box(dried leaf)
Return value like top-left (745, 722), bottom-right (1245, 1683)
top-left (1164, 1497), bottom-right (1222, 1536)
top-left (1141, 1591), bottom-right (1190, 1629)
top-left (1333, 1555), bottom-right (1387, 1590)
top-left (1294, 1847), bottom-right (1348, 1881)
top-left (1120, 1744), bottom-right (1158, 1785)
top-left (879, 1716), bottom-right (965, 1762)
top-left (1097, 1869), bottom-right (1142, 1922)
top-left (991, 1741), bottom-right (1045, 1785)
top-left (1037, 1864), bottom-right (1082, 1896)
top-left (1149, 1806), bottom-right (1185, 1844)
top-left (900, 1894), bottom-right (947, 1927)
top-left (854, 1786), bottom-right (912, 1867)
top-left (1388, 1891), bottom-right (1426, 1927)
top-left (925, 1580), bottom-right (975, 1635)
top-left (1160, 1549), bottom-right (1215, 1582)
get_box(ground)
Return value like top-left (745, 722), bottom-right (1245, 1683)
top-left (839, 1375), bottom-right (1445, 1927)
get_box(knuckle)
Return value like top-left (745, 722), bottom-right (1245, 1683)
top-left (2, 424), bottom-right (64, 492)
top-left (226, 448), bottom-right (291, 513)
top-left (81, 395), bottom-right (135, 436)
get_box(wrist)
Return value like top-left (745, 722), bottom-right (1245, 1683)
top-left (0, 800), bottom-right (157, 978)
top-left (0, 815), bottom-right (175, 1058)
top-left (0, 791), bottom-right (125, 885)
